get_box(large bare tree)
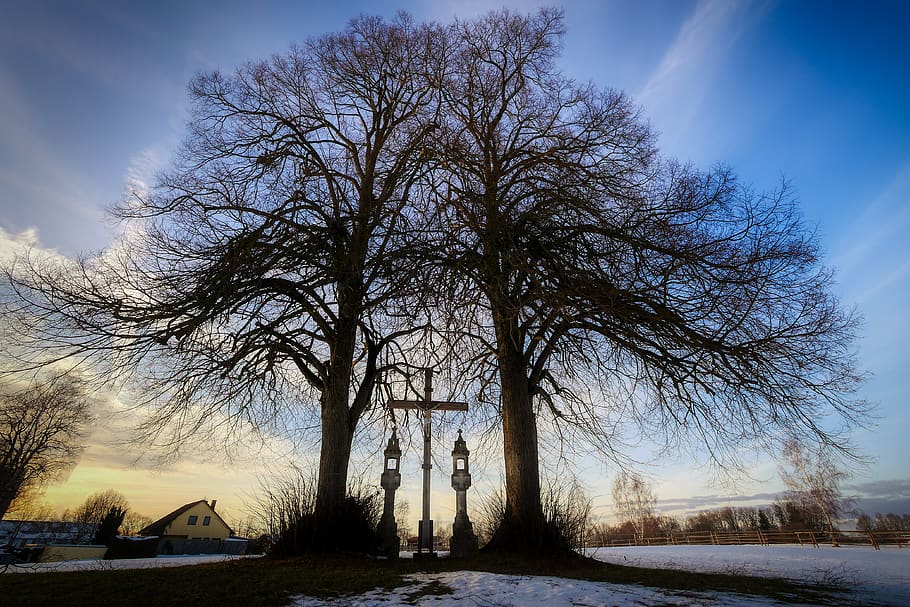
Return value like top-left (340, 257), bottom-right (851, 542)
top-left (429, 8), bottom-right (865, 552)
top-left (3, 14), bottom-right (442, 549)
top-left (0, 373), bottom-right (92, 519)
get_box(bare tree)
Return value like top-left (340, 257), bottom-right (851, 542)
top-left (3, 14), bottom-right (443, 550)
top-left (0, 373), bottom-right (92, 519)
top-left (779, 439), bottom-right (850, 533)
top-left (394, 499), bottom-right (411, 546)
top-left (428, 8), bottom-right (865, 552)
top-left (612, 471), bottom-right (657, 540)
top-left (63, 488), bottom-right (129, 543)
top-left (5, 486), bottom-right (57, 521)
top-left (120, 510), bottom-right (154, 536)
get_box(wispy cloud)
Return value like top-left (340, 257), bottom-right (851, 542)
top-left (636, 0), bottom-right (759, 155)
top-left (657, 491), bottom-right (782, 515)
top-left (119, 146), bottom-right (169, 216)
top-left (829, 161), bottom-right (910, 302)
top-left (847, 478), bottom-right (910, 499)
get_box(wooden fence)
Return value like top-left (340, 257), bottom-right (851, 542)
top-left (592, 529), bottom-right (910, 550)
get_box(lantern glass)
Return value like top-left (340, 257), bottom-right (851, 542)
top-left (456, 458), bottom-right (466, 470)
top-left (387, 458), bottom-right (398, 470)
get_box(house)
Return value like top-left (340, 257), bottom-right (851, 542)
top-left (0, 520), bottom-right (83, 548)
top-left (139, 499), bottom-right (244, 555)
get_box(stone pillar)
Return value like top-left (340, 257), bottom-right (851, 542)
top-left (449, 429), bottom-right (478, 557)
top-left (378, 430), bottom-right (402, 558)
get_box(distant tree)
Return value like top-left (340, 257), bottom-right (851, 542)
top-left (779, 439), bottom-right (850, 533)
top-left (5, 486), bottom-right (57, 521)
top-left (394, 499), bottom-right (411, 546)
top-left (612, 472), bottom-right (657, 540)
top-left (588, 513), bottom-right (677, 546)
top-left (0, 373), bottom-right (92, 519)
top-left (120, 510), bottom-right (154, 536)
top-left (92, 506), bottom-right (126, 545)
top-left (65, 489), bottom-right (129, 543)
top-left (757, 508), bottom-right (773, 532)
top-left (856, 511), bottom-right (910, 532)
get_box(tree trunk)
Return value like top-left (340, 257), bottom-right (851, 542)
top-left (312, 306), bottom-right (357, 543)
top-left (0, 466), bottom-right (24, 520)
top-left (0, 492), bottom-right (14, 520)
top-left (313, 389), bottom-right (354, 536)
top-left (485, 312), bottom-right (554, 553)
top-left (500, 343), bottom-right (544, 527)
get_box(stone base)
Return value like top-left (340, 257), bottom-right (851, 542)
top-left (377, 518), bottom-right (400, 558)
top-left (450, 513), bottom-right (478, 558)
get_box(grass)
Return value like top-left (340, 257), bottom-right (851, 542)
top-left (0, 552), bottom-right (851, 607)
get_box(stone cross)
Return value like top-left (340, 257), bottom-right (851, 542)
top-left (388, 368), bottom-right (467, 557)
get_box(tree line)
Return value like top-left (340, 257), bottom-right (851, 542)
top-left (1, 8), bottom-right (867, 554)
top-left (590, 503), bottom-right (910, 545)
top-left (4, 488), bottom-right (153, 544)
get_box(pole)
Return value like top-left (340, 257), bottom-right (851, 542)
top-left (420, 368), bottom-right (433, 554)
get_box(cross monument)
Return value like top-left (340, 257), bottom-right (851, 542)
top-left (388, 368), bottom-right (467, 557)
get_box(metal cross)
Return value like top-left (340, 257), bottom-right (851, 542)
top-left (387, 368), bottom-right (467, 556)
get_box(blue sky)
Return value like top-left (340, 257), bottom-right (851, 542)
top-left (1, 0), bottom-right (908, 524)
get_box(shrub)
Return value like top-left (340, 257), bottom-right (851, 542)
top-left (247, 467), bottom-right (382, 556)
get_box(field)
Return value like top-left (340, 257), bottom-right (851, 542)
top-left (1, 545), bottom-right (907, 606)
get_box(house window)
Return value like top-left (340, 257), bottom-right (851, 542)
top-left (188, 515), bottom-right (198, 525)
top-left (203, 516), bottom-right (211, 526)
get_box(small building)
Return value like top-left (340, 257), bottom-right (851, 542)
top-left (0, 520), bottom-right (83, 548)
top-left (139, 499), bottom-right (243, 555)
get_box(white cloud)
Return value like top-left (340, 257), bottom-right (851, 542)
top-left (123, 146), bottom-right (164, 203)
top-left (0, 226), bottom-right (72, 269)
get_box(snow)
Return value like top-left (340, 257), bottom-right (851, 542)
top-left (288, 545), bottom-right (910, 607)
top-left (587, 544), bottom-right (910, 606)
top-left (2, 553), bottom-right (254, 573)
top-left (290, 570), bottom-right (795, 607)
top-left (4, 545), bottom-right (907, 606)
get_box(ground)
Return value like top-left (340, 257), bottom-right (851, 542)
top-left (2, 545), bottom-right (907, 606)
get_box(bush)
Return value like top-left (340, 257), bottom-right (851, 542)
top-left (247, 467), bottom-right (382, 556)
top-left (478, 479), bottom-right (591, 555)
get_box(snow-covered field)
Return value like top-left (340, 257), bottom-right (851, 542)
top-left (588, 544), bottom-right (910, 605)
top-left (2, 553), bottom-right (252, 573)
top-left (4, 545), bottom-right (908, 606)
top-left (286, 546), bottom-right (910, 607)
top-left (291, 545), bottom-right (910, 607)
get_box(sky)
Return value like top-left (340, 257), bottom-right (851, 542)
top-left (1, 0), bottom-right (908, 529)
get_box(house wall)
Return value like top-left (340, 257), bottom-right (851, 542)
top-left (156, 537), bottom-right (248, 556)
top-left (40, 545), bottom-right (107, 562)
top-left (164, 502), bottom-right (231, 540)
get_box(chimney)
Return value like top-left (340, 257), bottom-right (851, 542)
top-left (210, 499), bottom-right (217, 510)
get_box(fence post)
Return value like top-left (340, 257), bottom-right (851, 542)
top-left (868, 531), bottom-right (880, 550)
